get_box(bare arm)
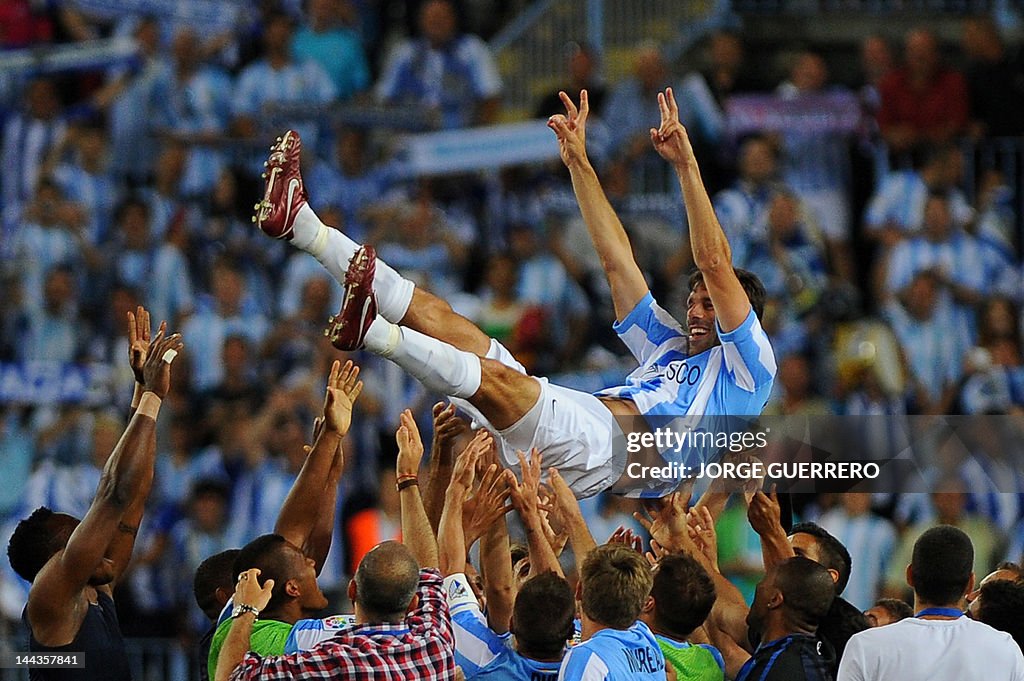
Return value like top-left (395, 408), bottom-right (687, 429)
top-left (653, 88), bottom-right (750, 333)
top-left (480, 514), bottom-right (514, 634)
top-left (437, 433), bottom-right (490, 576)
top-left (423, 403), bottom-right (467, 533)
top-left (509, 450), bottom-right (563, 578)
top-left (548, 469), bottom-right (596, 567)
top-left (29, 333), bottom-right (182, 643)
top-left (748, 489), bottom-right (794, 571)
top-left (548, 91), bottom-right (649, 322)
top-left (215, 569), bottom-right (274, 681)
top-left (396, 410), bottom-right (438, 569)
top-left (275, 361), bottom-right (362, 571)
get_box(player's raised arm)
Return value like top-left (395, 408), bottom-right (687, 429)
top-left (653, 87), bottom-right (751, 333)
top-left (548, 90), bottom-right (649, 322)
top-left (28, 331), bottom-right (182, 632)
top-left (274, 360), bottom-right (362, 573)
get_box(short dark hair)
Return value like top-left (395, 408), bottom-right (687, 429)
top-left (191, 479), bottom-right (230, 503)
top-left (776, 556), bottom-right (835, 627)
top-left (978, 579), bottom-right (1024, 652)
top-left (580, 544), bottom-right (652, 629)
top-left (873, 598), bottom-right (913, 623)
top-left (688, 268), bottom-right (766, 320)
top-left (512, 572), bottom-right (575, 659)
top-left (510, 543), bottom-right (529, 566)
top-left (353, 541), bottom-right (420, 621)
top-left (910, 525), bottom-right (974, 606)
top-left (994, 561), bottom-right (1024, 580)
top-left (652, 553), bottom-right (716, 639)
top-left (194, 549), bottom-right (240, 621)
top-left (789, 522), bottom-right (853, 594)
top-left (233, 535), bottom-right (297, 613)
top-left (8, 508), bottom-right (67, 583)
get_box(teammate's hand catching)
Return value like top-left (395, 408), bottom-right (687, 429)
top-left (323, 359), bottom-right (363, 436)
top-left (650, 87), bottom-right (695, 169)
top-left (547, 90), bottom-right (590, 169)
top-left (396, 410), bottom-right (425, 478)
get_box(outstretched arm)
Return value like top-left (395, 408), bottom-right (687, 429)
top-left (509, 450), bottom-right (564, 578)
top-left (653, 88), bottom-right (750, 333)
top-left (28, 332), bottom-right (183, 639)
top-left (423, 402), bottom-right (468, 533)
top-left (275, 360), bottom-right (363, 573)
top-left (396, 410), bottom-right (439, 569)
top-left (548, 90), bottom-right (649, 322)
top-left (437, 432), bottom-right (491, 575)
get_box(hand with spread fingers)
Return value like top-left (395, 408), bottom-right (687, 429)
top-left (323, 359), bottom-right (363, 436)
top-left (234, 568), bottom-right (275, 612)
top-left (395, 409), bottom-right (425, 478)
top-left (462, 462), bottom-right (514, 550)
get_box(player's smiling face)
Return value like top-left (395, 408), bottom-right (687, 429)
top-left (686, 283), bottom-right (719, 355)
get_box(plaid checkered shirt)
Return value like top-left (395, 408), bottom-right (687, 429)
top-left (228, 569), bottom-right (455, 681)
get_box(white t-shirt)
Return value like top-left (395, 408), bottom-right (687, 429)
top-left (838, 616), bottom-right (1024, 681)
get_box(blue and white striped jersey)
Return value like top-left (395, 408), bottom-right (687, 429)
top-left (595, 293), bottom-right (776, 424)
top-left (558, 621), bottom-right (665, 681)
top-left (284, 614), bottom-right (358, 653)
top-left (864, 171), bottom-right (974, 233)
top-left (444, 573), bottom-right (564, 681)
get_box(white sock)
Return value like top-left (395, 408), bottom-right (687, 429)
top-left (365, 318), bottom-right (481, 399)
top-left (291, 204), bottom-right (414, 322)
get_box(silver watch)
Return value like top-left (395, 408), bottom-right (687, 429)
top-left (231, 603), bottom-right (260, 620)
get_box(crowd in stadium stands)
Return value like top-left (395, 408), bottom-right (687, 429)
top-left (0, 0), bottom-right (1023, 670)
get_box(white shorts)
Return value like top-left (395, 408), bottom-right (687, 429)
top-left (451, 341), bottom-right (624, 499)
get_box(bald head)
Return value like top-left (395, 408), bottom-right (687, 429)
top-left (353, 541), bottom-right (420, 620)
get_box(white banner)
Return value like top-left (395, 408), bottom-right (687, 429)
top-left (398, 120), bottom-right (561, 176)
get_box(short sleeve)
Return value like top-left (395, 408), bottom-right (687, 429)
top-left (612, 292), bottom-right (686, 364)
top-left (716, 308), bottom-right (776, 393)
top-left (444, 574), bottom-right (506, 678)
top-left (558, 646), bottom-right (609, 681)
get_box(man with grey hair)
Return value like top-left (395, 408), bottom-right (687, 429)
top-left (214, 410), bottom-right (456, 681)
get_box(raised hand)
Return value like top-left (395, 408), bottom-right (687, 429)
top-left (607, 526), bottom-right (644, 554)
top-left (396, 409), bottom-right (425, 478)
top-left (649, 87), bottom-right (694, 169)
top-left (687, 505), bottom-right (719, 571)
top-left (323, 359), bottom-right (363, 436)
top-left (430, 402), bottom-right (469, 461)
top-left (234, 568), bottom-right (275, 611)
top-left (127, 306), bottom-right (165, 385)
top-left (141, 330), bottom-right (184, 399)
top-left (508, 448), bottom-right (544, 514)
top-left (462, 462), bottom-right (515, 549)
top-left (747, 486), bottom-right (783, 538)
top-left (634, 489), bottom-right (692, 554)
top-left (547, 90), bottom-right (590, 169)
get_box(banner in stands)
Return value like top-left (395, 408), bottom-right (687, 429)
top-left (726, 92), bottom-right (862, 136)
top-left (0, 362), bottom-right (110, 406)
top-left (0, 38), bottom-right (137, 76)
top-left (398, 120), bottom-right (561, 176)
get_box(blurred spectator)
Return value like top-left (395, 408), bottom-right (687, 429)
top-left (882, 270), bottom-right (968, 414)
top-left (152, 29), bottom-right (233, 198)
top-left (864, 145), bottom-right (972, 244)
top-left (962, 15), bottom-right (1024, 139)
top-left (818, 493), bottom-right (897, 610)
top-left (109, 196), bottom-right (194, 328)
top-left (13, 264), bottom-right (83, 363)
top-left (307, 129), bottom-right (398, 240)
top-left (882, 476), bottom-right (1000, 600)
top-left (0, 408), bottom-right (35, 518)
top-left (471, 253), bottom-right (529, 348)
top-left (678, 30), bottom-right (761, 192)
top-left (713, 135), bottom-right (784, 266)
top-left (343, 468), bottom-right (402, 576)
top-left (293, 0), bottom-right (370, 101)
top-left (0, 0), bottom-right (53, 48)
top-left (764, 353), bottom-right (834, 416)
top-left (165, 480), bottom-right (234, 635)
top-left (959, 298), bottom-right (1024, 415)
top-left (1, 78), bottom-right (66, 227)
top-left (141, 142), bottom-right (189, 241)
top-left (776, 50), bottom-right (854, 259)
top-left (742, 190), bottom-right (827, 315)
top-left (715, 495), bottom-right (766, 603)
top-left (375, 0), bottom-right (501, 128)
top-left (878, 28), bottom-right (968, 155)
top-left (46, 122), bottom-right (120, 246)
top-left (603, 44), bottom-right (670, 164)
top-left (96, 16), bottom-right (164, 184)
top-left (154, 413), bottom-right (228, 513)
top-left (534, 42), bottom-right (607, 119)
top-left (858, 35), bottom-right (895, 126)
top-left (233, 11), bottom-right (337, 160)
top-left (182, 258), bottom-right (269, 392)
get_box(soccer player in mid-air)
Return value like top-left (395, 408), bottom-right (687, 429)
top-left (253, 87), bottom-right (775, 498)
